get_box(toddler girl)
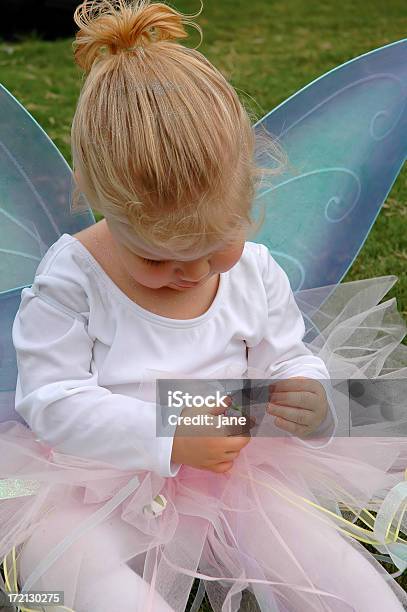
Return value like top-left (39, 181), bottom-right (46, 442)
top-left (1, 1), bottom-right (407, 611)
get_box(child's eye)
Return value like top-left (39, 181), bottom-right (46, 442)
top-left (141, 257), bottom-right (167, 266)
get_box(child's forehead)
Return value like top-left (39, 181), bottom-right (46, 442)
top-left (128, 242), bottom-right (224, 261)
top-left (130, 246), bottom-right (221, 261)
top-left (108, 218), bottom-right (232, 261)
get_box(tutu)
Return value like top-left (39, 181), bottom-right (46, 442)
top-left (1, 275), bottom-right (407, 612)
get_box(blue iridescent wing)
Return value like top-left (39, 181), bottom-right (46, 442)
top-left (1, 40), bottom-right (406, 423)
top-left (251, 39), bottom-right (407, 293)
top-left (0, 83), bottom-right (95, 423)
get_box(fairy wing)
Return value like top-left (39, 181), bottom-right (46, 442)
top-left (0, 83), bottom-right (95, 423)
top-left (1, 39), bottom-right (406, 424)
top-left (251, 38), bottom-right (407, 294)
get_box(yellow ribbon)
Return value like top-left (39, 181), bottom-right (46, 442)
top-left (238, 470), bottom-right (406, 546)
top-left (237, 462), bottom-right (407, 578)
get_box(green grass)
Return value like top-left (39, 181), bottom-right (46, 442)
top-left (0, 1), bottom-right (406, 609)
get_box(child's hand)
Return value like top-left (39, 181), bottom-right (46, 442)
top-left (171, 395), bottom-right (255, 473)
top-left (267, 377), bottom-right (328, 438)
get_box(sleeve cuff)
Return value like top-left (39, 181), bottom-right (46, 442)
top-left (158, 424), bottom-right (182, 478)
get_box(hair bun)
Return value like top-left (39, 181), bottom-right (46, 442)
top-left (73, 0), bottom-right (202, 73)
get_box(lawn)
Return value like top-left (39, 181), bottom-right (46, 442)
top-left (0, 0), bottom-right (406, 609)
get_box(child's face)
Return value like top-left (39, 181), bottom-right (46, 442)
top-left (107, 220), bottom-right (245, 291)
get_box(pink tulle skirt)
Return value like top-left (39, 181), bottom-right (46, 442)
top-left (0, 275), bottom-right (407, 612)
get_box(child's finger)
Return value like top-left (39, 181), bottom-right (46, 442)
top-left (222, 434), bottom-right (251, 451)
top-left (269, 391), bottom-right (315, 410)
top-left (207, 394), bottom-right (233, 416)
top-left (224, 416), bottom-right (252, 436)
top-left (267, 403), bottom-right (313, 427)
top-left (273, 416), bottom-right (310, 436)
top-left (268, 377), bottom-right (314, 397)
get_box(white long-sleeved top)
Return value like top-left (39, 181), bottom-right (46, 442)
top-left (12, 234), bottom-right (337, 478)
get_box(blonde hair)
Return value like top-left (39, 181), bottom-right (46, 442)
top-left (71, 0), bottom-right (286, 256)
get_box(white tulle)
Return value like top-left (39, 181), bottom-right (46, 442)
top-left (0, 275), bottom-right (406, 612)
